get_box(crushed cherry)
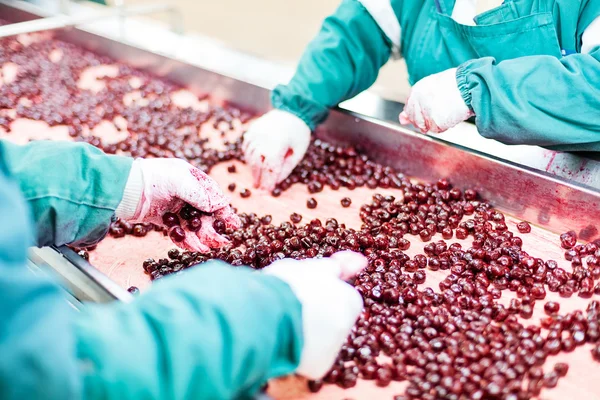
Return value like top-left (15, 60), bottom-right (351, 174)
top-left (517, 221), bottom-right (532, 233)
top-left (127, 286), bottom-right (140, 294)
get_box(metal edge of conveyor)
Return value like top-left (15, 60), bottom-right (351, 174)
top-left (28, 246), bottom-right (133, 303)
top-left (331, 110), bottom-right (600, 197)
top-left (0, 2), bottom-right (182, 38)
top-left (26, 250), bottom-right (85, 310)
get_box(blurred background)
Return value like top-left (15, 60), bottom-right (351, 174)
top-left (121, 0), bottom-right (412, 102)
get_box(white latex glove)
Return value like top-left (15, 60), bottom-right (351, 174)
top-left (263, 251), bottom-right (367, 379)
top-left (399, 68), bottom-right (475, 133)
top-left (115, 158), bottom-right (241, 252)
top-left (243, 109), bottom-right (311, 191)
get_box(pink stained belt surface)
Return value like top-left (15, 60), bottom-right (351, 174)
top-left (1, 36), bottom-right (599, 399)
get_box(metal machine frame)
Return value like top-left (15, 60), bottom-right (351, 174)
top-left (0, 0), bottom-right (183, 37)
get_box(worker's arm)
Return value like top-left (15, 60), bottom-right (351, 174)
top-left (272, 0), bottom-right (393, 130)
top-left (76, 261), bottom-right (303, 400)
top-left (0, 191), bottom-right (303, 400)
top-left (0, 139), bottom-right (132, 248)
top-left (0, 140), bottom-right (240, 251)
top-left (0, 141), bottom-right (360, 399)
top-left (456, 6), bottom-right (600, 148)
top-left (0, 167), bottom-right (82, 400)
top-left (244, 0), bottom-right (402, 191)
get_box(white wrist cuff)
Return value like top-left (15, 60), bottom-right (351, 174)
top-left (115, 159), bottom-right (144, 220)
top-left (269, 109), bottom-right (312, 133)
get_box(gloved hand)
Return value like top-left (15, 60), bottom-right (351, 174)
top-left (243, 109), bottom-right (311, 191)
top-left (399, 68), bottom-right (474, 133)
top-left (115, 158), bottom-right (241, 252)
top-left (263, 251), bottom-right (367, 379)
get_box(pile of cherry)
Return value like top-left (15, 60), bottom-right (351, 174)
top-left (0, 30), bottom-right (248, 172)
top-left (3, 31), bottom-right (600, 400)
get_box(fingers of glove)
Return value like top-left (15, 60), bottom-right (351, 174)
top-left (399, 94), bottom-right (412, 126)
top-left (242, 118), bottom-right (264, 151)
top-left (243, 131), bottom-right (263, 165)
top-left (247, 148), bottom-right (265, 189)
top-left (291, 252), bottom-right (367, 280)
top-left (242, 112), bottom-right (275, 156)
top-left (399, 111), bottom-right (411, 125)
top-left (196, 215), bottom-right (231, 249)
top-left (179, 231), bottom-right (211, 253)
top-left (177, 165), bottom-right (229, 212)
top-left (259, 156), bottom-right (286, 192)
top-left (263, 257), bottom-right (342, 281)
top-left (241, 133), bottom-right (251, 153)
top-left (330, 251), bottom-right (368, 280)
top-left (213, 206), bottom-right (241, 230)
top-left (250, 150), bottom-right (286, 191)
top-left (403, 96), bottom-right (426, 133)
top-left (428, 118), bottom-right (443, 134)
top-left (264, 251), bottom-right (366, 283)
top-left (296, 280), bottom-right (363, 379)
top-left (421, 107), bottom-right (432, 134)
top-left (405, 101), bottom-right (427, 133)
top-left (420, 102), bottom-right (443, 133)
top-left (242, 137), bottom-right (255, 162)
top-left (276, 141), bottom-right (309, 186)
top-left (242, 129), bottom-right (257, 153)
top-left (247, 144), bottom-right (282, 191)
top-left (415, 103), bottom-right (432, 133)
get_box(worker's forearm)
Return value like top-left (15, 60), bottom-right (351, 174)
top-left (0, 168), bottom-right (81, 400)
top-left (0, 140), bottom-right (132, 247)
top-left (75, 261), bottom-right (303, 400)
top-left (272, 0), bottom-right (391, 130)
top-left (457, 47), bottom-right (600, 149)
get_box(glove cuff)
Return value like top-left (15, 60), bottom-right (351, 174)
top-left (267, 108), bottom-right (312, 134)
top-left (115, 159), bottom-right (143, 220)
top-left (272, 85), bottom-right (325, 131)
top-left (456, 61), bottom-right (476, 112)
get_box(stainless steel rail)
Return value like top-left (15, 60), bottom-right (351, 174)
top-left (0, 1), bottom-right (182, 37)
top-left (29, 246), bottom-right (133, 303)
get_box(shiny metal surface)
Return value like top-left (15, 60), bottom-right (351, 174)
top-left (28, 246), bottom-right (132, 303)
top-left (0, 2), bottom-right (179, 37)
top-left (1, 1), bottom-right (598, 268)
top-left (318, 112), bottom-right (600, 240)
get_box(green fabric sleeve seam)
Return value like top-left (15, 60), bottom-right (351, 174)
top-left (25, 194), bottom-right (118, 212)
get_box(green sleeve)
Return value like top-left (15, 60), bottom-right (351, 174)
top-left (272, 0), bottom-right (392, 130)
top-left (456, 2), bottom-right (600, 150)
top-left (0, 140), bottom-right (132, 247)
top-left (0, 165), bottom-right (82, 400)
top-left (75, 261), bottom-right (303, 400)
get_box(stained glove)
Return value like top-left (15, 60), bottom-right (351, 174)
top-left (263, 250), bottom-right (367, 379)
top-left (243, 109), bottom-right (311, 191)
top-left (115, 158), bottom-right (241, 252)
top-left (399, 68), bottom-right (475, 133)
